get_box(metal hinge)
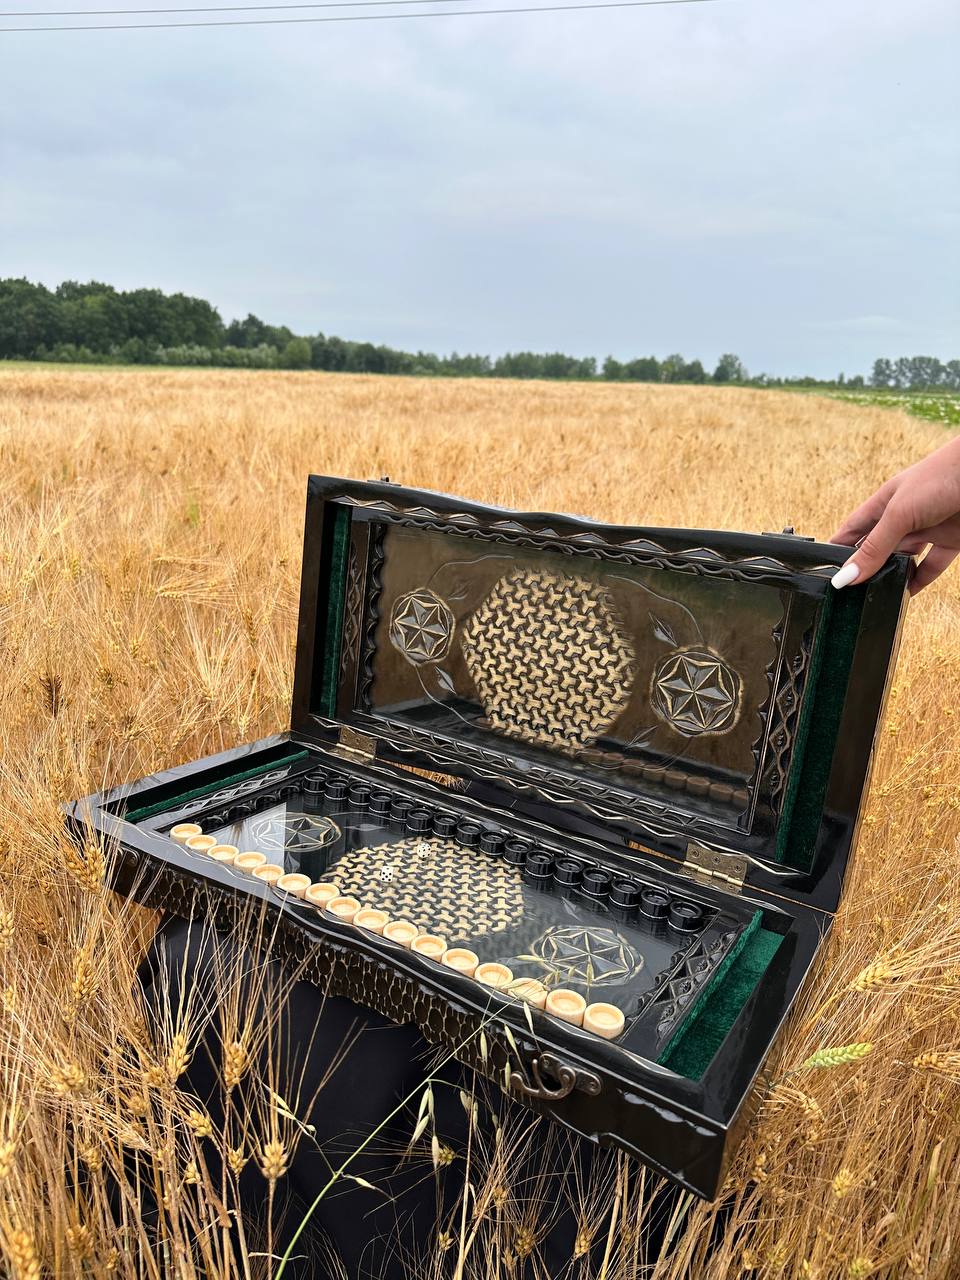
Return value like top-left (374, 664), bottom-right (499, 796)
top-left (333, 726), bottom-right (377, 763)
top-left (682, 841), bottom-right (748, 891)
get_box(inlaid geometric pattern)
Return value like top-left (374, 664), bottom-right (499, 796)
top-left (516, 924), bottom-right (645, 992)
top-left (650, 647), bottom-right (741, 737)
top-left (461, 569), bottom-right (636, 753)
top-left (322, 837), bottom-right (524, 941)
top-left (389, 589), bottom-right (455, 666)
top-left (247, 812), bottom-right (341, 855)
top-left (339, 542), bottom-right (363, 683)
top-left (165, 767), bottom-right (293, 824)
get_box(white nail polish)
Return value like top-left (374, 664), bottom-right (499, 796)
top-left (831, 562), bottom-right (860, 590)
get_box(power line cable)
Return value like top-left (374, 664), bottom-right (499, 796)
top-left (3, 0), bottom-right (710, 12)
top-left (1, 0), bottom-right (716, 29)
top-left (3, 0), bottom-right (492, 9)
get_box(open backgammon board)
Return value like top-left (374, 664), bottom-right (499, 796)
top-left (69, 477), bottom-right (910, 1198)
top-left (143, 760), bottom-right (756, 1059)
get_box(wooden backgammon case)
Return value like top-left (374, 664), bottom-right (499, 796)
top-left (68, 476), bottom-right (910, 1198)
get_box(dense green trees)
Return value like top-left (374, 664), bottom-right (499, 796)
top-left (0, 278), bottom-right (60, 357)
top-left (224, 312), bottom-right (292, 350)
top-left (0, 279), bottom-right (227, 358)
top-left (282, 337), bottom-right (313, 370)
top-left (1, 278), bottom-right (957, 390)
top-left (713, 353), bottom-right (748, 384)
top-left (871, 355), bottom-right (960, 391)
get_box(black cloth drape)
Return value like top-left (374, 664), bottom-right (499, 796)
top-left (138, 916), bottom-right (684, 1279)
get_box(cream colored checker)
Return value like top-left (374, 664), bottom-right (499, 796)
top-left (325, 837), bottom-right (524, 942)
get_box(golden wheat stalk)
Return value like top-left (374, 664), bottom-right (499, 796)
top-left (0, 367), bottom-right (956, 1279)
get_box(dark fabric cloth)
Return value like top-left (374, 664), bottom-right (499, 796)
top-left (138, 916), bottom-right (683, 1279)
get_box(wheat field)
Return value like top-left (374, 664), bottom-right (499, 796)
top-left (0, 365), bottom-right (958, 1280)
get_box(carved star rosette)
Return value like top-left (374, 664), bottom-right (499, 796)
top-left (518, 924), bottom-right (645, 990)
top-left (650, 647), bottom-right (742, 737)
top-left (389, 589), bottom-right (455, 667)
top-left (247, 813), bottom-right (341, 855)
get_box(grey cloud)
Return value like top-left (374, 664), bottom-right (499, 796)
top-left (0, 0), bottom-right (957, 376)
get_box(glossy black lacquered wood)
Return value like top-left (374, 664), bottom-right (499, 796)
top-left (68, 478), bottom-right (908, 1199)
top-left (69, 733), bottom-right (825, 1199)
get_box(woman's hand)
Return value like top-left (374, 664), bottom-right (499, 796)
top-left (830, 434), bottom-right (960, 594)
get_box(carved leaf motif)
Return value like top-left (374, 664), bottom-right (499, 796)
top-left (626, 725), bottom-right (657, 749)
top-left (434, 668), bottom-right (457, 696)
top-left (650, 614), bottom-right (677, 647)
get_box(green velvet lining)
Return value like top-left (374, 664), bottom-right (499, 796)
top-left (659, 910), bottom-right (760, 1067)
top-left (775, 589), bottom-right (834, 864)
top-left (776, 586), bottom-right (864, 869)
top-left (124, 750), bottom-right (310, 823)
top-left (318, 506), bottom-right (351, 719)
top-left (659, 923), bottom-right (784, 1080)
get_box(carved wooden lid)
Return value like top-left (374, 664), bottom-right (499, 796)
top-left (291, 477), bottom-right (909, 912)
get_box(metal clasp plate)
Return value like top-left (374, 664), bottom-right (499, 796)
top-left (511, 1052), bottom-right (602, 1102)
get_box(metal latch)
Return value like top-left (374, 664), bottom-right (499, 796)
top-left (762, 525), bottom-right (815, 541)
top-left (333, 727), bottom-right (377, 763)
top-left (682, 842), bottom-right (748, 890)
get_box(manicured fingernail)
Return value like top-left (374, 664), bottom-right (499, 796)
top-left (831, 562), bottom-right (860, 590)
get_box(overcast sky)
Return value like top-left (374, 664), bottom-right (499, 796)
top-left (1, 0), bottom-right (957, 377)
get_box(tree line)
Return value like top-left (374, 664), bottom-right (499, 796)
top-left (867, 357), bottom-right (960, 392)
top-left (1, 278), bottom-right (957, 390)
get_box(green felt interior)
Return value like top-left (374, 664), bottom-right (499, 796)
top-left (775, 586), bottom-right (864, 869)
top-left (318, 505), bottom-right (351, 719)
top-left (124, 750), bottom-right (310, 823)
top-left (659, 911), bottom-right (762, 1065)
top-left (659, 921), bottom-right (784, 1079)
